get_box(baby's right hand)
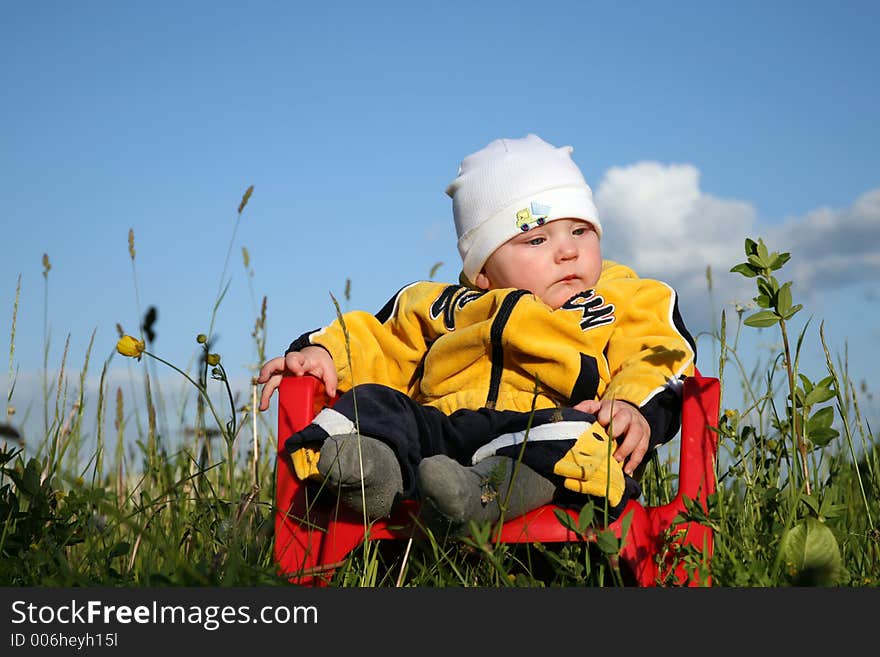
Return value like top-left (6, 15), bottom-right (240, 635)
top-left (256, 346), bottom-right (338, 411)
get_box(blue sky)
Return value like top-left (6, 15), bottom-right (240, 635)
top-left (2, 0), bottom-right (879, 443)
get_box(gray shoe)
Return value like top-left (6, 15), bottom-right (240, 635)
top-left (317, 433), bottom-right (404, 519)
top-left (417, 455), bottom-right (555, 535)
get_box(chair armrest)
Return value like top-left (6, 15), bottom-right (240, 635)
top-left (277, 375), bottom-right (329, 451)
top-left (677, 373), bottom-right (720, 504)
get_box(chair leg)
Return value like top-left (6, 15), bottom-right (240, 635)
top-left (611, 502), bottom-right (659, 586)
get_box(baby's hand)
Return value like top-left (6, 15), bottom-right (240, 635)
top-left (256, 346), bottom-right (338, 411)
top-left (572, 398), bottom-right (650, 476)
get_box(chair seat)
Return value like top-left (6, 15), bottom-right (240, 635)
top-left (274, 374), bottom-right (720, 586)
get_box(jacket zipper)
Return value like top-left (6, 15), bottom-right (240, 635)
top-left (485, 290), bottom-right (528, 409)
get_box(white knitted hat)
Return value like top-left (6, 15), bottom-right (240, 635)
top-left (446, 134), bottom-right (601, 284)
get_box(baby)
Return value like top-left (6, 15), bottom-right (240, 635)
top-left (259, 134), bottom-right (696, 533)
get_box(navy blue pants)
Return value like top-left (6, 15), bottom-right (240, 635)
top-left (285, 383), bottom-right (639, 514)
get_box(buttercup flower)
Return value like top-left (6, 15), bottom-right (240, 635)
top-left (116, 335), bottom-right (145, 360)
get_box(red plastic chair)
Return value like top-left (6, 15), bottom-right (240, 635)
top-left (274, 373), bottom-right (720, 586)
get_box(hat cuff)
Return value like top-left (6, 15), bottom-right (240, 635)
top-left (458, 185), bottom-right (601, 283)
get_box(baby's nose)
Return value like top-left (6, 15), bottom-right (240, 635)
top-left (556, 240), bottom-right (578, 260)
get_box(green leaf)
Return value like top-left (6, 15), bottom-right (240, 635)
top-left (756, 239), bottom-right (769, 261)
top-left (0, 449), bottom-right (20, 467)
top-left (595, 528), bottom-right (619, 555)
top-left (744, 237), bottom-right (758, 255)
top-left (754, 293), bottom-right (772, 309)
top-left (617, 508), bottom-right (634, 542)
top-left (808, 406), bottom-right (835, 430)
top-left (748, 254), bottom-right (768, 270)
top-left (799, 493), bottom-right (821, 516)
top-left (553, 508), bottom-right (579, 535)
top-left (744, 310), bottom-right (779, 328)
top-left (8, 458), bottom-right (44, 498)
top-left (816, 375), bottom-right (836, 388)
top-left (783, 303), bottom-right (803, 320)
top-left (777, 282), bottom-right (793, 315)
top-left (779, 518), bottom-right (841, 586)
top-left (730, 263), bottom-right (758, 278)
top-left (770, 252), bottom-right (792, 269)
top-left (757, 278), bottom-right (776, 298)
top-left (805, 385), bottom-right (836, 406)
top-left (807, 427), bottom-right (839, 448)
top-left (577, 502), bottom-right (595, 532)
top-left (108, 541), bottom-right (130, 558)
top-left (680, 494), bottom-right (711, 524)
top-left (759, 486), bottom-right (781, 505)
top-left (818, 499), bottom-right (847, 520)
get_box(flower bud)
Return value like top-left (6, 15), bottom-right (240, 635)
top-left (197, 334), bottom-right (207, 344)
top-left (207, 353), bottom-right (221, 366)
top-left (116, 335), bottom-right (145, 360)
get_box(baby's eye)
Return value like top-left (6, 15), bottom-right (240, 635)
top-left (572, 227), bottom-right (588, 236)
top-left (527, 236), bottom-right (546, 246)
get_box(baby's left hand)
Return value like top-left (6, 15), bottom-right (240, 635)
top-left (572, 398), bottom-right (650, 476)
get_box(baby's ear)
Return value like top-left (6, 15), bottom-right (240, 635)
top-left (473, 272), bottom-right (492, 290)
top-left (458, 270), bottom-right (484, 290)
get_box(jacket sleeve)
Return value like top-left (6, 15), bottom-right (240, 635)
top-left (603, 279), bottom-right (697, 447)
top-left (286, 281), bottom-right (452, 395)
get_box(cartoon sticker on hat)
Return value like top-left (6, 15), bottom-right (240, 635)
top-left (515, 202), bottom-right (551, 232)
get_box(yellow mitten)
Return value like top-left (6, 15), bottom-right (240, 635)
top-left (290, 445), bottom-right (323, 482)
top-left (552, 424), bottom-right (625, 506)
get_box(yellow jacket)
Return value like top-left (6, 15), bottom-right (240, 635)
top-left (288, 261), bottom-right (696, 417)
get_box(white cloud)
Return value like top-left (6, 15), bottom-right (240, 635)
top-left (593, 162), bottom-right (880, 335)
top-left (768, 189), bottom-right (880, 292)
top-left (594, 162), bottom-right (757, 332)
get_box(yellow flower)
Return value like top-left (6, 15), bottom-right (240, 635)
top-left (116, 335), bottom-right (145, 360)
top-left (207, 353), bottom-right (221, 366)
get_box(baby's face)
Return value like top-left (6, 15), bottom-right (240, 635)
top-left (475, 218), bottom-right (602, 309)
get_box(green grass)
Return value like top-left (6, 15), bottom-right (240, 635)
top-left (2, 196), bottom-right (878, 586)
